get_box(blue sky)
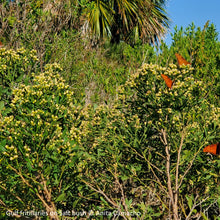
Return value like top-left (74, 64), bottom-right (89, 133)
top-left (164, 0), bottom-right (220, 45)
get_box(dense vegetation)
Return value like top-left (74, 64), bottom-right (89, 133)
top-left (0, 1), bottom-right (219, 219)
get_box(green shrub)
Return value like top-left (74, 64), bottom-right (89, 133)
top-left (0, 16), bottom-right (219, 219)
top-left (0, 0), bottom-right (79, 67)
top-left (0, 63), bottom-right (84, 219)
top-left (46, 32), bottom-right (129, 104)
top-left (159, 21), bottom-right (220, 106)
top-left (117, 63), bottom-right (219, 219)
top-left (77, 63), bottom-right (219, 219)
top-left (0, 47), bottom-right (39, 116)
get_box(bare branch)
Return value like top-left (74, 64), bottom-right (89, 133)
top-left (0, 182), bottom-right (23, 203)
top-left (185, 195), bottom-right (209, 220)
top-left (174, 131), bottom-right (186, 213)
top-left (177, 147), bottom-right (201, 190)
top-left (81, 179), bottom-right (118, 208)
top-left (114, 166), bottom-right (132, 220)
top-left (161, 129), bottom-right (178, 220)
top-left (8, 165), bottom-right (59, 220)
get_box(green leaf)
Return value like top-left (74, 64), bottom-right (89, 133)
top-left (55, 193), bottom-right (66, 202)
top-left (140, 202), bottom-right (146, 211)
top-left (186, 195), bottom-right (193, 209)
top-left (100, 196), bottom-right (110, 207)
top-left (72, 199), bottom-right (80, 209)
top-left (26, 160), bottom-right (34, 172)
top-left (125, 198), bottom-right (132, 208)
top-left (152, 212), bottom-right (162, 217)
top-left (201, 212), bottom-right (209, 220)
top-left (0, 140), bottom-right (6, 151)
top-left (0, 101), bottom-right (4, 111)
top-left (121, 175), bottom-right (129, 181)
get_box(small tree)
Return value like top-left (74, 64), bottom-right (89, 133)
top-left (82, 0), bottom-right (170, 45)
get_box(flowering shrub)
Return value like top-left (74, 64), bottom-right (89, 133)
top-left (159, 22), bottom-right (220, 100)
top-left (121, 63), bottom-right (218, 134)
top-left (116, 63), bottom-right (220, 219)
top-left (0, 57), bottom-right (219, 219)
top-left (0, 46), bottom-right (219, 219)
top-left (0, 47), bottom-right (38, 86)
top-left (76, 63), bottom-right (219, 219)
top-left (0, 47), bottom-right (39, 116)
top-left (0, 63), bottom-right (84, 218)
top-left (74, 103), bottom-right (149, 216)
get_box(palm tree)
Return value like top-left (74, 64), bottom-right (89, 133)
top-left (83, 0), bottom-right (170, 45)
